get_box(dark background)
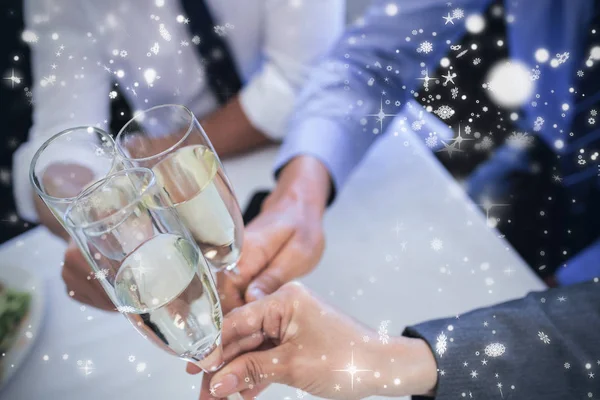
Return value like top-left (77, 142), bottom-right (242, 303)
top-left (1, 2), bottom-right (33, 243)
top-left (0, 0), bottom-right (132, 244)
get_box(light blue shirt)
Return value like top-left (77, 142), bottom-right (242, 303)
top-left (275, 0), bottom-right (597, 283)
top-left (276, 0), bottom-right (594, 190)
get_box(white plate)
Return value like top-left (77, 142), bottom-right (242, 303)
top-left (0, 265), bottom-right (45, 389)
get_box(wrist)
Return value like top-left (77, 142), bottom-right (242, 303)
top-left (271, 155), bottom-right (331, 215)
top-left (366, 336), bottom-right (438, 398)
top-left (404, 337), bottom-right (438, 396)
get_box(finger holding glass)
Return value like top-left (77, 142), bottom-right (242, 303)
top-left (115, 105), bottom-right (244, 274)
top-left (196, 282), bottom-right (438, 400)
top-left (64, 167), bottom-right (225, 372)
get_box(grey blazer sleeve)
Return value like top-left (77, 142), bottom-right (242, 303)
top-left (404, 280), bottom-right (600, 399)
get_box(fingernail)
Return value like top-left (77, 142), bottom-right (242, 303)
top-left (186, 362), bottom-right (202, 375)
top-left (211, 374), bottom-right (239, 396)
top-left (247, 286), bottom-right (266, 300)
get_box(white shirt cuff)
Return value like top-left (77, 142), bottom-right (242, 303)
top-left (13, 141), bottom-right (40, 223)
top-left (239, 64), bottom-right (296, 140)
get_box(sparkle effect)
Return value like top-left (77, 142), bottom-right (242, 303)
top-left (333, 351), bottom-right (371, 391)
top-left (78, 360), bottom-right (94, 376)
top-left (3, 69), bottom-right (22, 88)
top-left (417, 68), bottom-right (438, 91)
top-left (366, 97), bottom-right (396, 132)
top-left (2, 5), bottom-right (598, 400)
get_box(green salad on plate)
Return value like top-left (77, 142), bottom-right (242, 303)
top-left (0, 282), bottom-right (31, 367)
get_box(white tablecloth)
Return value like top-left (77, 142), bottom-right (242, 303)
top-left (0, 129), bottom-right (545, 400)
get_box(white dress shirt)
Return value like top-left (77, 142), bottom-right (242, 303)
top-left (14, 0), bottom-right (344, 222)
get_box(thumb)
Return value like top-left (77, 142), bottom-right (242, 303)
top-left (245, 265), bottom-right (287, 301)
top-left (245, 241), bottom-right (309, 302)
top-left (208, 347), bottom-right (290, 398)
top-left (232, 221), bottom-right (293, 289)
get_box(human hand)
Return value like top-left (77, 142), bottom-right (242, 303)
top-left (215, 271), bottom-right (245, 316)
top-left (193, 282), bottom-right (438, 399)
top-left (232, 156), bottom-right (331, 302)
top-left (62, 240), bottom-right (116, 311)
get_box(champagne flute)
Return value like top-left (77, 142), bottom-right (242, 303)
top-left (64, 168), bottom-right (225, 372)
top-left (114, 104), bottom-right (243, 273)
top-left (29, 126), bottom-right (119, 224)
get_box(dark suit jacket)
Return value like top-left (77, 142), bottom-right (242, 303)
top-left (405, 280), bottom-right (600, 399)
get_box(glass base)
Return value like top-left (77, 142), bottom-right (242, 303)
top-left (201, 241), bottom-right (241, 273)
top-left (185, 340), bottom-right (224, 372)
top-left (206, 256), bottom-right (240, 275)
top-left (209, 260), bottom-right (240, 275)
top-left (225, 261), bottom-right (240, 275)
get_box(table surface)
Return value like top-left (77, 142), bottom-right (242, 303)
top-left (0, 127), bottom-right (545, 400)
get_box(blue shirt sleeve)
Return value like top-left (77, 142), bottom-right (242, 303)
top-left (557, 238), bottom-right (600, 286)
top-left (274, 0), bottom-right (492, 194)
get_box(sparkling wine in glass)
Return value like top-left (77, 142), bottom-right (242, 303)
top-left (115, 105), bottom-right (243, 273)
top-left (115, 233), bottom-right (224, 369)
top-left (65, 168), bottom-right (224, 372)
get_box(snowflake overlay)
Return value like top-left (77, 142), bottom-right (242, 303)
top-left (434, 105), bottom-right (455, 120)
top-left (479, 136), bottom-right (494, 150)
top-left (117, 305), bottom-right (137, 313)
top-left (425, 132), bottom-right (439, 148)
top-left (452, 8), bottom-right (465, 19)
top-left (538, 331), bottom-right (551, 344)
top-left (556, 52), bottom-right (569, 64)
top-left (159, 24), bottom-right (171, 41)
top-left (436, 332), bottom-right (448, 357)
top-left (431, 238), bottom-right (444, 251)
top-left (484, 343), bottom-right (506, 357)
top-left (379, 320), bottom-right (390, 344)
top-left (418, 41), bottom-right (434, 54)
top-left (507, 132), bottom-right (534, 149)
top-left (93, 269), bottom-right (109, 280)
top-left (533, 116), bottom-right (545, 132)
